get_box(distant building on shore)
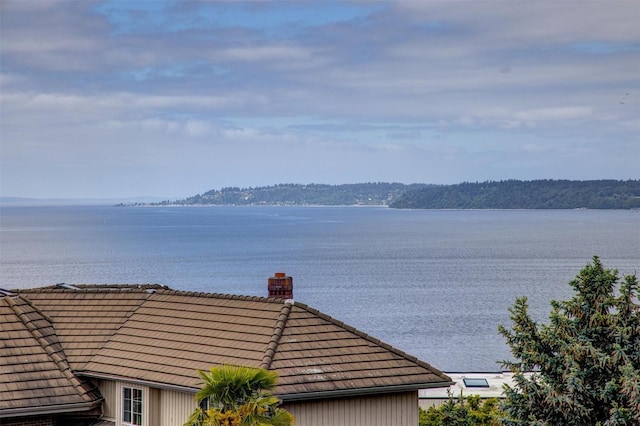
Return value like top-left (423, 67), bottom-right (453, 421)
top-left (419, 371), bottom-right (534, 408)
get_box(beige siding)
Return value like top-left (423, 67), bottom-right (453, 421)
top-left (283, 391), bottom-right (418, 426)
top-left (149, 387), bottom-right (161, 426)
top-left (95, 379), bottom-right (198, 426)
top-left (96, 379), bottom-right (117, 420)
top-left (159, 389), bottom-right (198, 426)
top-left (95, 380), bottom-right (418, 426)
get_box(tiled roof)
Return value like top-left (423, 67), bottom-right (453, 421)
top-left (272, 303), bottom-right (449, 399)
top-left (81, 291), bottom-right (287, 389)
top-left (13, 284), bottom-right (163, 370)
top-left (0, 293), bottom-right (101, 417)
top-left (9, 285), bottom-right (451, 402)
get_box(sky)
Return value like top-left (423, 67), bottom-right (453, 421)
top-left (1, 0), bottom-right (639, 199)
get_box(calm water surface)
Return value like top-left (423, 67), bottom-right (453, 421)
top-left (1, 206), bottom-right (638, 372)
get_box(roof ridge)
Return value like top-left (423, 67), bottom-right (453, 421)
top-left (73, 283), bottom-right (170, 291)
top-left (15, 284), bottom-right (286, 305)
top-left (15, 293), bottom-right (54, 323)
top-left (15, 283), bottom-right (170, 293)
top-left (105, 288), bottom-right (156, 335)
top-left (293, 301), bottom-right (450, 382)
top-left (152, 288), bottom-right (285, 304)
top-left (6, 296), bottom-right (100, 404)
top-left (260, 301), bottom-right (293, 370)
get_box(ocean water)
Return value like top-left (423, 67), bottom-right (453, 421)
top-left (1, 205), bottom-right (638, 372)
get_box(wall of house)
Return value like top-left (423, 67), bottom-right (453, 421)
top-left (94, 380), bottom-right (197, 426)
top-left (158, 389), bottom-right (196, 426)
top-left (95, 379), bottom-right (419, 426)
top-left (96, 379), bottom-right (117, 421)
top-left (283, 391), bottom-right (419, 426)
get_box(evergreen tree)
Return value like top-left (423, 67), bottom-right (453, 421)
top-left (498, 257), bottom-right (640, 425)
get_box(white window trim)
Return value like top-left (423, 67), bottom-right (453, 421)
top-left (116, 382), bottom-right (149, 426)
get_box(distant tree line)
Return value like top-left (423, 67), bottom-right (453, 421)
top-left (155, 183), bottom-right (426, 206)
top-left (150, 180), bottom-right (640, 209)
top-left (389, 179), bottom-right (640, 209)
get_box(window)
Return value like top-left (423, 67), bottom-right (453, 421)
top-left (199, 397), bottom-right (209, 411)
top-left (123, 386), bottom-right (143, 425)
top-left (198, 397), bottom-right (223, 411)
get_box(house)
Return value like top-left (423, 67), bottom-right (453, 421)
top-left (418, 372), bottom-right (529, 408)
top-left (1, 274), bottom-right (452, 426)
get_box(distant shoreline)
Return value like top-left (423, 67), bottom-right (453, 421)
top-left (5, 179), bottom-right (639, 209)
top-left (148, 180), bottom-right (640, 210)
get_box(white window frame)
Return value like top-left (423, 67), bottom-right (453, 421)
top-left (122, 385), bottom-right (143, 426)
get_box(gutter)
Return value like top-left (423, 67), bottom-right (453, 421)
top-left (79, 372), bottom-right (199, 394)
top-left (79, 372), bottom-right (453, 403)
top-left (0, 400), bottom-right (102, 418)
top-left (277, 380), bottom-right (455, 402)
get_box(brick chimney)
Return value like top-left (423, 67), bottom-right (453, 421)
top-left (268, 272), bottom-right (293, 299)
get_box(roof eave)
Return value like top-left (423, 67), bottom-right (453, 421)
top-left (79, 372), bottom-right (454, 403)
top-left (0, 399), bottom-right (102, 419)
top-left (79, 372), bottom-right (199, 394)
top-left (278, 380), bottom-right (455, 402)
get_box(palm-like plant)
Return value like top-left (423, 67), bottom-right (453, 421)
top-left (184, 365), bottom-right (294, 426)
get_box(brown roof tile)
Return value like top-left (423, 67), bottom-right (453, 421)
top-left (80, 291), bottom-right (285, 388)
top-left (8, 285), bottom-right (451, 402)
top-left (0, 295), bottom-right (101, 415)
top-left (269, 302), bottom-right (450, 398)
top-left (15, 285), bottom-right (153, 369)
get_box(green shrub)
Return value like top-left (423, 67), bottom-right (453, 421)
top-left (420, 392), bottom-right (504, 426)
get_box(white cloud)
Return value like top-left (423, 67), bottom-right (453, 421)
top-left (184, 120), bottom-right (212, 137)
top-left (1, 0), bottom-right (638, 197)
top-left (219, 45), bottom-right (313, 62)
top-left (514, 107), bottom-right (593, 122)
top-left (397, 1), bottom-right (640, 44)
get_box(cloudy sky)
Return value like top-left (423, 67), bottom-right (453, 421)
top-left (1, 1), bottom-right (638, 199)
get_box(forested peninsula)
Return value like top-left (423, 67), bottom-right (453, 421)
top-left (390, 180), bottom-right (640, 209)
top-left (152, 180), bottom-right (640, 209)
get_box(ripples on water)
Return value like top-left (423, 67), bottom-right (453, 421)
top-left (1, 206), bottom-right (638, 371)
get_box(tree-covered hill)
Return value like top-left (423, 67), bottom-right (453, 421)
top-left (149, 180), bottom-right (640, 209)
top-left (155, 183), bottom-right (426, 206)
top-left (389, 179), bottom-right (640, 209)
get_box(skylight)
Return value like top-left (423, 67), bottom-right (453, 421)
top-left (463, 378), bottom-right (490, 388)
